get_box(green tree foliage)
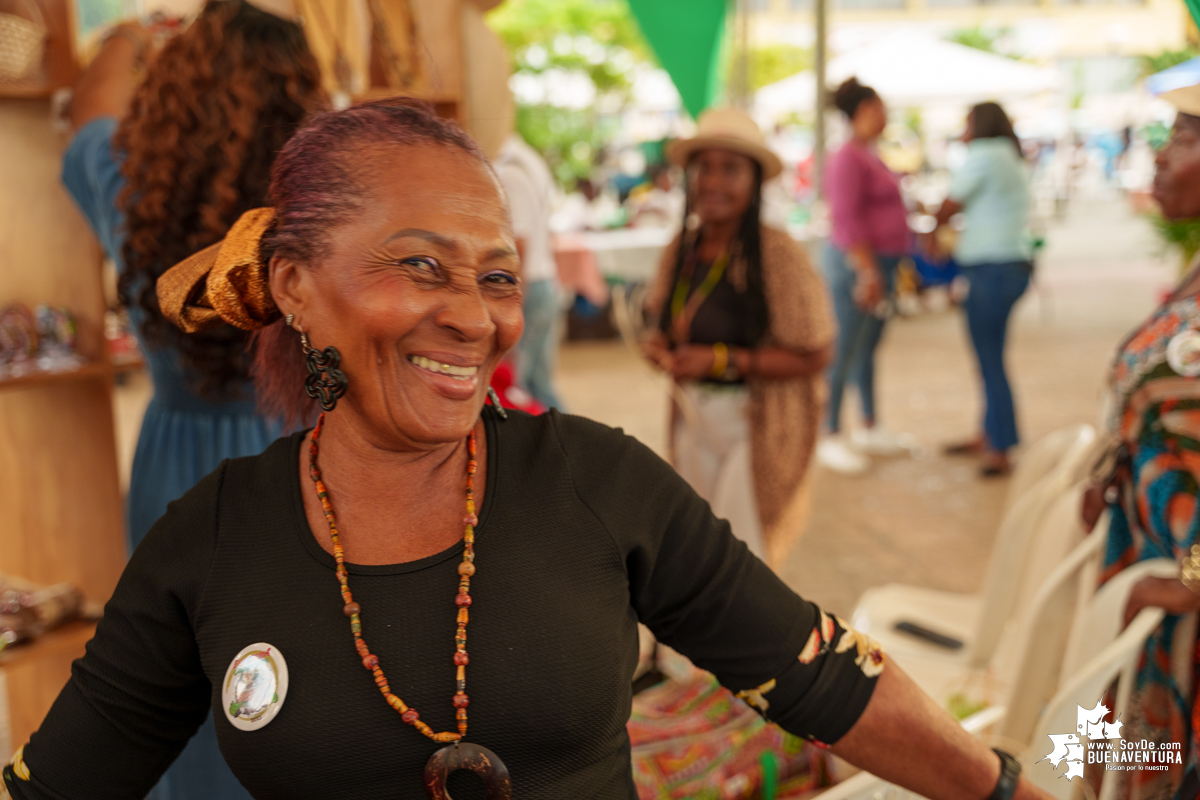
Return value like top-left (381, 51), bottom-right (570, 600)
top-left (1138, 47), bottom-right (1200, 79)
top-left (487, 0), bottom-right (657, 186)
top-left (748, 44), bottom-right (812, 92)
top-left (487, 0), bottom-right (653, 98)
top-left (945, 25), bottom-right (1018, 59)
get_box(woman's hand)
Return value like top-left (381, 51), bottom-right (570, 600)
top-left (669, 344), bottom-right (716, 381)
top-left (847, 242), bottom-right (884, 312)
top-left (1123, 576), bottom-right (1200, 627)
top-left (641, 333), bottom-right (673, 373)
top-left (108, 20), bottom-right (151, 50)
top-left (70, 20), bottom-right (151, 131)
top-left (1080, 482), bottom-right (1109, 532)
top-left (853, 266), bottom-right (884, 311)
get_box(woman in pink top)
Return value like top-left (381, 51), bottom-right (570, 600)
top-left (817, 78), bottom-right (913, 474)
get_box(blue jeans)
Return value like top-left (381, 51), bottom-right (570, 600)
top-left (963, 260), bottom-right (1031, 452)
top-left (516, 278), bottom-right (565, 411)
top-left (823, 245), bottom-right (901, 432)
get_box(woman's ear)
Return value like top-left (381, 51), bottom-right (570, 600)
top-left (269, 254), bottom-right (310, 325)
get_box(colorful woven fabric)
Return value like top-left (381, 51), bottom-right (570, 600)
top-left (629, 670), bottom-right (833, 800)
top-left (1102, 292), bottom-right (1200, 797)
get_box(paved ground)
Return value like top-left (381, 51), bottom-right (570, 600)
top-left (113, 176), bottom-right (1175, 620)
top-left (557, 179), bottom-right (1175, 617)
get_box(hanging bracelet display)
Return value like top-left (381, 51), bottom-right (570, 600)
top-left (1181, 544), bottom-right (1200, 593)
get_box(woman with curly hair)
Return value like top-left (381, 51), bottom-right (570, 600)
top-left (62, 1), bottom-right (323, 797)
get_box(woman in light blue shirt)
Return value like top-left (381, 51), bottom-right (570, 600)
top-left (935, 102), bottom-right (1032, 476)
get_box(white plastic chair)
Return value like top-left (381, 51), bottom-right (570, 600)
top-left (1023, 557), bottom-right (1178, 799)
top-left (869, 499), bottom-right (1105, 717)
top-left (851, 425), bottom-right (1096, 671)
top-left (1003, 425), bottom-right (1094, 514)
top-left (812, 531), bottom-right (1165, 800)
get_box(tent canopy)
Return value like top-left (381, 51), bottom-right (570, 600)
top-left (626, 0), bottom-right (726, 119)
top-left (756, 33), bottom-right (1060, 119)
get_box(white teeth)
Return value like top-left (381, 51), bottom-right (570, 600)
top-left (408, 355), bottom-right (479, 380)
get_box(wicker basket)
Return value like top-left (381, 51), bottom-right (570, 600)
top-left (0, 0), bottom-right (46, 84)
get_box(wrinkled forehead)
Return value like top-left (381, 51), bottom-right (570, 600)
top-left (347, 142), bottom-right (510, 227)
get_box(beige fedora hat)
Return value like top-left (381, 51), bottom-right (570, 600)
top-left (1163, 83), bottom-right (1200, 117)
top-left (667, 107), bottom-right (784, 180)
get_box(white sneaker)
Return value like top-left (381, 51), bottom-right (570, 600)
top-left (817, 437), bottom-right (870, 475)
top-left (851, 427), bottom-right (918, 457)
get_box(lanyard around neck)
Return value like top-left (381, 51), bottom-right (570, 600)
top-left (669, 247), bottom-right (730, 345)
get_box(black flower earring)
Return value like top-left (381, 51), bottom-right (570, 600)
top-left (286, 314), bottom-right (347, 412)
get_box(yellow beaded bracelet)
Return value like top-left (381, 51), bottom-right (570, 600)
top-left (710, 342), bottom-right (729, 379)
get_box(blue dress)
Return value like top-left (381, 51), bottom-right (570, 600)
top-left (63, 117), bottom-right (272, 800)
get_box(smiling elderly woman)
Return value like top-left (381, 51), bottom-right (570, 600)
top-left (3, 102), bottom-right (1052, 800)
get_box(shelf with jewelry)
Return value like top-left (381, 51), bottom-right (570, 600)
top-left (0, 0), bottom-right (127, 759)
top-left (0, 0), bottom-right (80, 98)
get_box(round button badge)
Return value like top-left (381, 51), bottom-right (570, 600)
top-left (1168, 330), bottom-right (1200, 377)
top-left (222, 643), bottom-right (289, 731)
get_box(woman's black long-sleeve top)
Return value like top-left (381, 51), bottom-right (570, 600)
top-left (8, 409), bottom-right (880, 799)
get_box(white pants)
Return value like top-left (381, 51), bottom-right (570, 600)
top-left (672, 383), bottom-right (766, 561)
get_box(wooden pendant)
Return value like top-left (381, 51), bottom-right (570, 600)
top-left (424, 742), bottom-right (511, 800)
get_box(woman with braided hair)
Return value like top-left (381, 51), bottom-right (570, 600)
top-left (642, 108), bottom-right (835, 567)
top-left (62, 1), bottom-right (323, 797)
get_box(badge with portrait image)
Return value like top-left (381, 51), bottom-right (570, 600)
top-left (1168, 330), bottom-right (1200, 377)
top-left (222, 643), bottom-right (289, 731)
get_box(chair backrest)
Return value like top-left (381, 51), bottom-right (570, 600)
top-left (988, 513), bottom-right (1107, 753)
top-left (1010, 485), bottom-right (1090, 626)
top-left (1022, 557), bottom-right (1173, 798)
top-left (1005, 425), bottom-right (1094, 514)
top-left (1060, 557), bottom-right (1180, 677)
top-left (970, 426), bottom-right (1096, 668)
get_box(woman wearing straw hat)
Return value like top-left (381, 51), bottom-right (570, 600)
top-left (643, 107), bottom-right (835, 567)
top-left (1081, 82), bottom-right (1200, 799)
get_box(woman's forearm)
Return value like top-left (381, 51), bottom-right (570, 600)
top-left (832, 662), bottom-right (1048, 800)
top-left (735, 344), bottom-right (831, 380)
top-left (846, 241), bottom-right (878, 274)
top-left (934, 198), bottom-right (963, 227)
top-left (70, 24), bottom-right (145, 132)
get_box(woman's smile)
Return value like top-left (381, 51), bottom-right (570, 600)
top-left (406, 353), bottom-right (483, 401)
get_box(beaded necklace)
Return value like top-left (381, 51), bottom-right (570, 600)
top-left (307, 411), bottom-right (478, 744)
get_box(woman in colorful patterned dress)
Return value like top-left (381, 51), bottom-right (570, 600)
top-left (1085, 82), bottom-right (1200, 798)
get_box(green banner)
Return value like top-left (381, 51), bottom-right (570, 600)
top-left (1188, 0), bottom-right (1200, 31)
top-left (626, 0), bottom-right (728, 119)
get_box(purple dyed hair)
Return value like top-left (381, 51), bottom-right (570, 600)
top-left (251, 98), bottom-right (491, 429)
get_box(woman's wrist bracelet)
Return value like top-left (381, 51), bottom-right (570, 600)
top-left (987, 749), bottom-right (1021, 800)
top-left (1181, 544), bottom-right (1200, 594)
top-left (710, 343), bottom-right (729, 379)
